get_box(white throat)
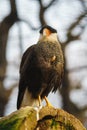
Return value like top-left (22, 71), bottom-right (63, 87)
top-left (39, 33), bottom-right (58, 43)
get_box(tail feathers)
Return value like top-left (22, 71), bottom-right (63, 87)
top-left (17, 89), bottom-right (25, 109)
top-left (20, 89), bottom-right (39, 107)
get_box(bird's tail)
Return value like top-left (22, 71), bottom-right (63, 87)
top-left (20, 88), bottom-right (39, 108)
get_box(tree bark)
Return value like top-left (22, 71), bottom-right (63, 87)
top-left (0, 106), bottom-right (86, 130)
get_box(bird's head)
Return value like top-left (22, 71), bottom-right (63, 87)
top-left (39, 25), bottom-right (58, 42)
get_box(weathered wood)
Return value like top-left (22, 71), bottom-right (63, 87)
top-left (0, 106), bottom-right (86, 130)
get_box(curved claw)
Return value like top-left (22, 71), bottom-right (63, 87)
top-left (44, 96), bottom-right (53, 107)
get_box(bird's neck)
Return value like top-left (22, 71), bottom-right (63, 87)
top-left (38, 33), bottom-right (58, 43)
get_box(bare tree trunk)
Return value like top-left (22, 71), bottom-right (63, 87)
top-left (60, 8), bottom-right (87, 121)
top-left (60, 56), bottom-right (80, 115)
top-left (0, 0), bottom-right (18, 116)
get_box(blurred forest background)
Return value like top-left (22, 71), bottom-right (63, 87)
top-left (0, 0), bottom-right (87, 128)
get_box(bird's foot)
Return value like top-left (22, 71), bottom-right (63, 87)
top-left (44, 96), bottom-right (53, 107)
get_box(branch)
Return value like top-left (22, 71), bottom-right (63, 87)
top-left (44, 0), bottom-right (58, 10)
top-left (62, 12), bottom-right (87, 45)
top-left (37, 0), bottom-right (58, 25)
top-left (78, 0), bottom-right (87, 12)
top-left (0, 106), bottom-right (86, 130)
top-left (38, 0), bottom-right (46, 25)
top-left (67, 65), bottom-right (87, 73)
top-left (10, 0), bottom-right (17, 14)
top-left (18, 19), bottom-right (40, 30)
top-left (68, 13), bottom-right (86, 33)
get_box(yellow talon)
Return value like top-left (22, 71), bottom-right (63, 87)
top-left (44, 96), bottom-right (53, 107)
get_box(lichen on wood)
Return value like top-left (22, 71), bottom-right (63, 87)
top-left (0, 107), bottom-right (37, 130)
top-left (36, 106), bottom-right (86, 130)
top-left (0, 106), bottom-right (86, 130)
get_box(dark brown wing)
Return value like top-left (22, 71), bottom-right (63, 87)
top-left (19, 45), bottom-right (35, 74)
top-left (41, 62), bottom-right (64, 98)
top-left (17, 45), bottom-right (35, 109)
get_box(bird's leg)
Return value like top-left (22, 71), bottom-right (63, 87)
top-left (38, 95), bottom-right (42, 107)
top-left (35, 95), bottom-right (42, 121)
top-left (44, 96), bottom-right (53, 107)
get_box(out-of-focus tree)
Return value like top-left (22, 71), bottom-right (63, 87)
top-left (0, 0), bottom-right (87, 127)
top-left (0, 0), bottom-right (19, 116)
top-left (60, 0), bottom-right (87, 124)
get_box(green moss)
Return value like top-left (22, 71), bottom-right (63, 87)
top-left (51, 118), bottom-right (58, 128)
top-left (0, 117), bottom-right (23, 130)
top-left (50, 117), bottom-right (75, 130)
top-left (0, 106), bottom-right (86, 130)
top-left (64, 123), bottom-right (75, 130)
top-left (0, 107), bottom-right (37, 130)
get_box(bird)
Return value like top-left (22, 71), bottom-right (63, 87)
top-left (17, 25), bottom-right (64, 109)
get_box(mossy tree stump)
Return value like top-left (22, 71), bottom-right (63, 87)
top-left (0, 106), bottom-right (86, 130)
